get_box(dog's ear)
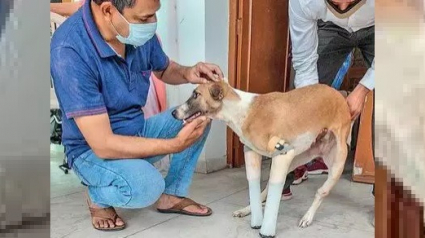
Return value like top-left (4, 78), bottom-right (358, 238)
top-left (209, 83), bottom-right (224, 101)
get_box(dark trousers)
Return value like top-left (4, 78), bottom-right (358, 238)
top-left (284, 20), bottom-right (375, 193)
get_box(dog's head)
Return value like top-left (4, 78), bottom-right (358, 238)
top-left (172, 80), bottom-right (234, 123)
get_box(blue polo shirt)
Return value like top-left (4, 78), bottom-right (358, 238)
top-left (50, 0), bottom-right (169, 168)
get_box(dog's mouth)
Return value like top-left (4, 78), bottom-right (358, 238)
top-left (183, 111), bottom-right (206, 125)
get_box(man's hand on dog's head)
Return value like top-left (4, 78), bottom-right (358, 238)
top-left (184, 62), bottom-right (224, 84)
top-left (172, 116), bottom-right (210, 153)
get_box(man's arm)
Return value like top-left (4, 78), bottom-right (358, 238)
top-left (153, 61), bottom-right (223, 85)
top-left (289, 0), bottom-right (319, 88)
top-left (50, 2), bottom-right (83, 17)
top-left (148, 36), bottom-right (223, 85)
top-left (153, 61), bottom-right (189, 85)
top-left (74, 114), bottom-right (177, 158)
top-left (359, 59), bottom-right (375, 90)
top-left (346, 59), bottom-right (374, 120)
top-left (74, 113), bottom-right (208, 159)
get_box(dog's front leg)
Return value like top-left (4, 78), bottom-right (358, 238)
top-left (260, 150), bottom-right (295, 238)
top-left (244, 149), bottom-right (263, 229)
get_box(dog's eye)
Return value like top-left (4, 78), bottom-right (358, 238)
top-left (193, 92), bottom-right (199, 99)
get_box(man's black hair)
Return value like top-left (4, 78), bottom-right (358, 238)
top-left (92, 0), bottom-right (137, 13)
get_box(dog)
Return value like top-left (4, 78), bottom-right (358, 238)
top-left (172, 80), bottom-right (352, 237)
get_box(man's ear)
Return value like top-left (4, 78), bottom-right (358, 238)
top-left (209, 83), bottom-right (224, 101)
top-left (99, 1), bottom-right (114, 20)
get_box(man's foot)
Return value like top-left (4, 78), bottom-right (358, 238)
top-left (292, 165), bottom-right (308, 185)
top-left (306, 158), bottom-right (329, 175)
top-left (87, 198), bottom-right (125, 231)
top-left (281, 187), bottom-right (293, 201)
top-left (156, 194), bottom-right (212, 216)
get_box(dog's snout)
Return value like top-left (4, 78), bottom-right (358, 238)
top-left (171, 110), bottom-right (178, 119)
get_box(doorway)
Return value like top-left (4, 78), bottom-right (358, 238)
top-left (227, 0), bottom-right (292, 167)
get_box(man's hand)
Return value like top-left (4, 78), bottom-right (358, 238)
top-left (184, 62), bottom-right (224, 84)
top-left (172, 116), bottom-right (210, 152)
top-left (346, 84), bottom-right (370, 121)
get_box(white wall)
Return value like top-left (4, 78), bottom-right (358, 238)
top-left (156, 0), bottom-right (229, 173)
top-left (203, 0), bottom-right (229, 172)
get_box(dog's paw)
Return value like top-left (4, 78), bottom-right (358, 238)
top-left (259, 233), bottom-right (275, 238)
top-left (232, 208), bottom-right (250, 218)
top-left (298, 213), bottom-right (313, 228)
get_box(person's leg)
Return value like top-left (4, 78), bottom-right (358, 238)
top-left (73, 152), bottom-right (165, 208)
top-left (355, 25), bottom-right (374, 68)
top-left (72, 150), bottom-right (165, 229)
top-left (141, 108), bottom-right (212, 214)
top-left (317, 19), bottom-right (356, 86)
top-left (304, 20), bottom-right (357, 175)
top-left (285, 22), bottom-right (355, 188)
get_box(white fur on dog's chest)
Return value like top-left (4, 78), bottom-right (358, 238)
top-left (216, 89), bottom-right (272, 156)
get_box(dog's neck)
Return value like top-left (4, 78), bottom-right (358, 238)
top-left (214, 87), bottom-right (257, 134)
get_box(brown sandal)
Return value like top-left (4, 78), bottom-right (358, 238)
top-left (88, 206), bottom-right (126, 231)
top-left (157, 197), bottom-right (213, 217)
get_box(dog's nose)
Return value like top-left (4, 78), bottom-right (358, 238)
top-left (171, 110), bottom-right (178, 119)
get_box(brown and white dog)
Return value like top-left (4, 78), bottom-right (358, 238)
top-left (172, 80), bottom-right (352, 238)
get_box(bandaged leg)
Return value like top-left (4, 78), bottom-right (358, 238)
top-left (243, 146), bottom-right (263, 228)
top-left (260, 150), bottom-right (295, 237)
top-left (233, 183), bottom-right (269, 218)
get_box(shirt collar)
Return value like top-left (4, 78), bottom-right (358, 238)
top-left (82, 0), bottom-right (116, 58)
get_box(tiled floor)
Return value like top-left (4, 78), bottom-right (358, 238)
top-left (51, 146), bottom-right (374, 238)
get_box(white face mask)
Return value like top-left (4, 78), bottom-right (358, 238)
top-left (113, 12), bottom-right (157, 47)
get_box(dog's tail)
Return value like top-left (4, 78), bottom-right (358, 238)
top-left (346, 121), bottom-right (355, 146)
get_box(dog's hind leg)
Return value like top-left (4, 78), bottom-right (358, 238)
top-left (298, 135), bottom-right (348, 228)
top-left (233, 183), bottom-right (268, 218)
top-left (260, 150), bottom-right (295, 238)
top-left (242, 148), bottom-right (264, 229)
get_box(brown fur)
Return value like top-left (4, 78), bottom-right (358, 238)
top-left (177, 82), bottom-right (351, 153)
top-left (242, 84), bottom-right (351, 153)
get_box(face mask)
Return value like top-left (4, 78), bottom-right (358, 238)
top-left (112, 12), bottom-right (157, 47)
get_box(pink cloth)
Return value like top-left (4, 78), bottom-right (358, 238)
top-left (151, 73), bottom-right (167, 113)
top-left (142, 34), bottom-right (167, 118)
top-left (143, 76), bottom-right (161, 118)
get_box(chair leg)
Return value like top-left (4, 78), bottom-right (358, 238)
top-left (58, 155), bottom-right (69, 175)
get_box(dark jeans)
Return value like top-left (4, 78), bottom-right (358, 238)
top-left (283, 20), bottom-right (375, 193)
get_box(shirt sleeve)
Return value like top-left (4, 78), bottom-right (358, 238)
top-left (51, 46), bottom-right (107, 119)
top-left (359, 59), bottom-right (375, 90)
top-left (289, 0), bottom-right (319, 88)
top-left (149, 34), bottom-right (170, 72)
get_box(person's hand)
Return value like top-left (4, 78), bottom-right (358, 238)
top-left (172, 116), bottom-right (210, 152)
top-left (346, 84), bottom-right (370, 121)
top-left (184, 62), bottom-right (224, 84)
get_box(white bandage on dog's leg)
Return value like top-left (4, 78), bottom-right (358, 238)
top-left (248, 180), bottom-right (263, 228)
top-left (260, 183), bottom-right (284, 236)
top-left (260, 150), bottom-right (294, 237)
top-left (244, 147), bottom-right (263, 228)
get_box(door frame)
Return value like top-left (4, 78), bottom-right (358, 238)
top-left (227, 0), bottom-right (292, 167)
